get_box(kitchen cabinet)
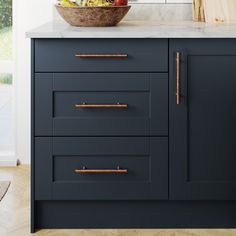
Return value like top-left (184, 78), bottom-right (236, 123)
top-left (31, 38), bottom-right (236, 232)
top-left (170, 39), bottom-right (236, 200)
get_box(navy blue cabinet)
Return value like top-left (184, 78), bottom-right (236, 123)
top-left (170, 39), bottom-right (236, 200)
top-left (31, 38), bottom-right (236, 232)
top-left (32, 39), bottom-right (170, 232)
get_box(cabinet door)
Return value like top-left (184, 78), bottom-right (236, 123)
top-left (170, 39), bottom-right (236, 200)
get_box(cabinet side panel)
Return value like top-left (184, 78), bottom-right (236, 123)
top-left (31, 39), bottom-right (35, 233)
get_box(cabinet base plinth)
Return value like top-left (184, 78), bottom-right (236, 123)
top-left (33, 200), bottom-right (236, 231)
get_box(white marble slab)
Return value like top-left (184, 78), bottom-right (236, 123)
top-left (26, 20), bottom-right (236, 38)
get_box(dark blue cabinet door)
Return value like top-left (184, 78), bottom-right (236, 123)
top-left (34, 137), bottom-right (168, 200)
top-left (170, 39), bottom-right (236, 200)
top-left (35, 73), bottom-right (168, 136)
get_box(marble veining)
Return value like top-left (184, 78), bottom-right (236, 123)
top-left (26, 20), bottom-right (236, 38)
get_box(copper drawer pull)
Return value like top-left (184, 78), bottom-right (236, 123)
top-left (75, 102), bottom-right (128, 109)
top-left (75, 54), bottom-right (128, 58)
top-left (75, 166), bottom-right (128, 173)
top-left (176, 52), bottom-right (181, 105)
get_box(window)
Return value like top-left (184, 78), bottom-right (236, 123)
top-left (0, 0), bottom-right (14, 157)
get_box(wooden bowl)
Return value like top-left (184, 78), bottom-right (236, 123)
top-left (55, 4), bottom-right (131, 27)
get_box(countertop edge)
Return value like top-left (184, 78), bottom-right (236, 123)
top-left (26, 21), bottom-right (236, 39)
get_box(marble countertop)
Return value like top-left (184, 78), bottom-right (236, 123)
top-left (26, 20), bottom-right (236, 38)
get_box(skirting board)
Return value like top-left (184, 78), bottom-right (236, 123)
top-left (33, 200), bottom-right (236, 232)
top-left (0, 153), bottom-right (17, 166)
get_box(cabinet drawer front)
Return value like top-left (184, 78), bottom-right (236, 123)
top-left (35, 39), bottom-right (168, 72)
top-left (35, 137), bottom-right (168, 200)
top-left (35, 73), bottom-right (168, 136)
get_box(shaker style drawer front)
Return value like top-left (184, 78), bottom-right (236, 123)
top-left (34, 39), bottom-right (168, 72)
top-left (35, 137), bottom-right (168, 200)
top-left (35, 73), bottom-right (168, 136)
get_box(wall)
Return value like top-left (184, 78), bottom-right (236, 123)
top-left (16, 0), bottom-right (191, 164)
top-left (122, 4), bottom-right (192, 21)
top-left (14, 0), bottom-right (53, 164)
top-left (54, 2), bottom-right (192, 22)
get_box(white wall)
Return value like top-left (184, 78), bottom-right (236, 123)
top-left (14, 0), bottom-right (53, 164)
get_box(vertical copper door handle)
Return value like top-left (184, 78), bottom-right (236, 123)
top-left (176, 52), bottom-right (181, 105)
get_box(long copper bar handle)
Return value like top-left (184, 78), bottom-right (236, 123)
top-left (176, 52), bottom-right (181, 105)
top-left (75, 102), bottom-right (128, 109)
top-left (75, 166), bottom-right (128, 173)
top-left (75, 54), bottom-right (128, 58)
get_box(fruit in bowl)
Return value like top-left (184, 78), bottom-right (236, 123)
top-left (57, 0), bottom-right (128, 7)
top-left (86, 0), bottom-right (114, 6)
top-left (113, 0), bottom-right (128, 6)
top-left (59, 0), bottom-right (78, 6)
top-left (56, 0), bottom-right (131, 27)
